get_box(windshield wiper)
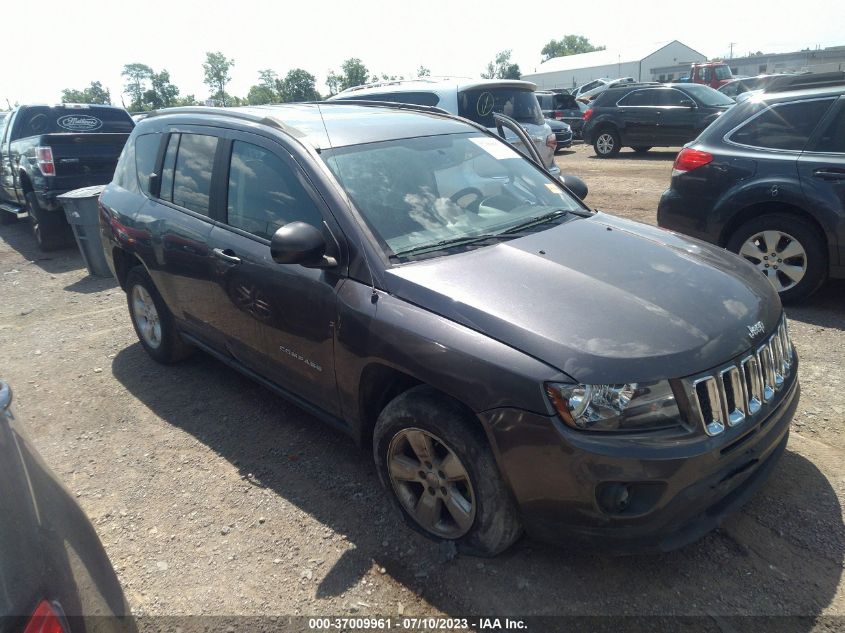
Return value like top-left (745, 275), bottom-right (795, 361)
top-left (499, 209), bottom-right (570, 235)
top-left (393, 233), bottom-right (504, 257)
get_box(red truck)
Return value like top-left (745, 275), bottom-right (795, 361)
top-left (688, 61), bottom-right (733, 89)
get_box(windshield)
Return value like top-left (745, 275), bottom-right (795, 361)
top-left (458, 88), bottom-right (544, 127)
top-left (679, 84), bottom-right (735, 107)
top-left (714, 66), bottom-right (733, 80)
top-left (324, 133), bottom-right (582, 259)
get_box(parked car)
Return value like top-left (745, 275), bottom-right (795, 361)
top-left (536, 91), bottom-right (587, 138)
top-left (0, 104), bottom-right (134, 250)
top-left (582, 83), bottom-right (735, 157)
top-left (328, 79), bottom-right (559, 178)
top-left (100, 102), bottom-right (797, 555)
top-left (0, 381), bottom-right (135, 632)
top-left (658, 80), bottom-right (845, 303)
top-left (572, 77), bottom-right (635, 102)
top-left (689, 61), bottom-right (734, 89)
top-left (718, 75), bottom-right (777, 101)
top-left (546, 118), bottom-right (573, 151)
top-left (724, 72), bottom-right (845, 104)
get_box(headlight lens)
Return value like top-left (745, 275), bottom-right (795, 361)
top-left (545, 381), bottom-right (681, 432)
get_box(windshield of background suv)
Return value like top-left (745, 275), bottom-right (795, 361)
top-left (458, 88), bottom-right (544, 127)
top-left (678, 84), bottom-right (735, 107)
top-left (324, 132), bottom-right (582, 258)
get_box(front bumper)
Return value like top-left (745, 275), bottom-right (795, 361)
top-left (554, 130), bottom-right (573, 150)
top-left (481, 369), bottom-right (799, 552)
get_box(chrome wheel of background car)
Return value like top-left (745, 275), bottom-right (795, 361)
top-left (596, 133), bottom-right (615, 155)
top-left (131, 285), bottom-right (162, 349)
top-left (739, 230), bottom-right (807, 292)
top-left (387, 427), bottom-right (476, 539)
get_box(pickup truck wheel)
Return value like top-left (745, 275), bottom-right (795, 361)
top-left (26, 193), bottom-right (67, 251)
top-left (726, 213), bottom-right (827, 303)
top-left (373, 386), bottom-right (522, 556)
top-left (125, 267), bottom-right (194, 364)
top-left (593, 129), bottom-right (621, 158)
top-left (632, 146), bottom-right (652, 153)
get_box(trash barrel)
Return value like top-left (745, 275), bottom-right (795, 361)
top-left (58, 185), bottom-right (111, 277)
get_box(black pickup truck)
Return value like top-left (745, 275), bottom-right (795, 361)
top-left (0, 104), bottom-right (134, 250)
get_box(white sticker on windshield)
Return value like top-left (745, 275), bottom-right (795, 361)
top-left (469, 137), bottom-right (520, 160)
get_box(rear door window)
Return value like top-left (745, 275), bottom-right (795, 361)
top-left (16, 106), bottom-right (134, 137)
top-left (729, 99), bottom-right (836, 151)
top-left (618, 89), bottom-right (659, 107)
top-left (458, 88), bottom-right (543, 127)
top-left (226, 140), bottom-right (323, 240)
top-left (809, 104), bottom-right (845, 153)
top-left (171, 133), bottom-right (218, 215)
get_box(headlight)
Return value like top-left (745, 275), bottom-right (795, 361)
top-left (545, 381), bottom-right (681, 432)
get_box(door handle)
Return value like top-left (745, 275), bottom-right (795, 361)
top-left (813, 169), bottom-right (845, 181)
top-left (213, 248), bottom-right (241, 264)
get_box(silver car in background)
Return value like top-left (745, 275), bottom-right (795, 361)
top-left (329, 78), bottom-right (560, 178)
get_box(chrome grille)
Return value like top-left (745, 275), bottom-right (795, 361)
top-left (687, 316), bottom-right (793, 436)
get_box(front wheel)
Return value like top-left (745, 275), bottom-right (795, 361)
top-left (126, 266), bottom-right (194, 364)
top-left (373, 386), bottom-right (522, 556)
top-left (726, 213), bottom-right (827, 303)
top-left (593, 129), bottom-right (621, 158)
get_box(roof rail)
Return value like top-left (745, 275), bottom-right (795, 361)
top-left (142, 106), bottom-right (292, 134)
top-left (336, 76), bottom-right (473, 95)
top-left (766, 71), bottom-right (845, 93)
top-left (305, 100), bottom-right (452, 117)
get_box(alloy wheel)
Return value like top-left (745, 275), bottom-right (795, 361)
top-left (596, 133), bottom-right (615, 155)
top-left (738, 230), bottom-right (807, 293)
top-left (131, 285), bottom-right (163, 349)
top-left (387, 428), bottom-right (476, 539)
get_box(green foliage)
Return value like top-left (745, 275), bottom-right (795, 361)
top-left (61, 81), bottom-right (111, 105)
top-left (540, 35), bottom-right (605, 62)
top-left (143, 70), bottom-right (180, 109)
top-left (340, 58), bottom-right (369, 90)
top-left (482, 50), bottom-right (521, 80)
top-left (281, 69), bottom-right (320, 102)
top-left (417, 66), bottom-right (431, 77)
top-left (121, 63), bottom-right (153, 110)
top-left (203, 51), bottom-right (235, 106)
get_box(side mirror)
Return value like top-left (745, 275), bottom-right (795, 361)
top-left (680, 99), bottom-right (696, 108)
top-left (558, 173), bottom-right (588, 201)
top-left (270, 222), bottom-right (335, 267)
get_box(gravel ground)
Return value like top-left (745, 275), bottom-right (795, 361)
top-left (0, 143), bottom-right (843, 631)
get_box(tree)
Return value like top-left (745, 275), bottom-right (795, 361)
top-left (175, 94), bottom-right (200, 107)
top-left (325, 70), bottom-right (342, 96)
top-left (143, 70), bottom-right (180, 109)
top-left (281, 69), bottom-right (320, 102)
top-left (340, 58), bottom-right (369, 90)
top-left (122, 63), bottom-right (153, 110)
top-left (481, 50), bottom-right (521, 80)
top-left (61, 81), bottom-right (111, 105)
top-left (541, 35), bottom-right (605, 62)
top-left (246, 68), bottom-right (281, 105)
top-left (417, 65), bottom-right (431, 77)
top-left (202, 51), bottom-right (235, 106)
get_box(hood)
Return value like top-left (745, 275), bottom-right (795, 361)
top-left (385, 214), bottom-right (782, 384)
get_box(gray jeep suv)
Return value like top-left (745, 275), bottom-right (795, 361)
top-left (99, 102), bottom-right (798, 555)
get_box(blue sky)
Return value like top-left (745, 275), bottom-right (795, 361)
top-left (3, 0), bottom-right (843, 107)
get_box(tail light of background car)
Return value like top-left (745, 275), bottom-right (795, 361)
top-left (672, 147), bottom-right (713, 176)
top-left (23, 601), bottom-right (67, 633)
top-left (35, 147), bottom-right (55, 177)
top-left (582, 108), bottom-right (594, 122)
top-left (546, 133), bottom-right (557, 150)
top-left (553, 110), bottom-right (563, 119)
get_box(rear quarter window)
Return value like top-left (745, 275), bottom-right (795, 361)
top-left (729, 99), bottom-right (836, 151)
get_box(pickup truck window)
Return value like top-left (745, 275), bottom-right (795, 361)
top-left (172, 133), bottom-right (217, 216)
top-left (226, 141), bottom-right (322, 239)
top-left (16, 106), bottom-right (134, 138)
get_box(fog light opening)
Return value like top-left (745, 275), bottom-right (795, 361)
top-left (599, 483), bottom-right (631, 514)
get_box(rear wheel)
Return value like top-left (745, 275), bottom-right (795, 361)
top-left (726, 213), bottom-right (827, 303)
top-left (26, 192), bottom-right (67, 251)
top-left (632, 146), bottom-right (652, 153)
top-left (373, 386), bottom-right (522, 556)
top-left (126, 266), bottom-right (194, 364)
top-left (593, 129), bottom-right (621, 158)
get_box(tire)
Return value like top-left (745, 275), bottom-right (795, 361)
top-left (125, 266), bottom-right (194, 364)
top-left (26, 192), bottom-right (67, 251)
top-left (632, 146), bottom-right (652, 153)
top-left (373, 386), bottom-right (522, 556)
top-left (0, 210), bottom-right (19, 225)
top-left (726, 213), bottom-right (827, 304)
top-left (593, 128), bottom-right (621, 158)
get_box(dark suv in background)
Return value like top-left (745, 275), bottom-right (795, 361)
top-left (658, 81), bottom-right (845, 302)
top-left (99, 102), bottom-right (797, 556)
top-left (582, 83), bottom-right (735, 157)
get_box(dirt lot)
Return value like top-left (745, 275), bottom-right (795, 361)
top-left (1, 142), bottom-right (843, 631)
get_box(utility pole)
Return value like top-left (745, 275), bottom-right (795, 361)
top-left (729, 42), bottom-right (736, 59)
